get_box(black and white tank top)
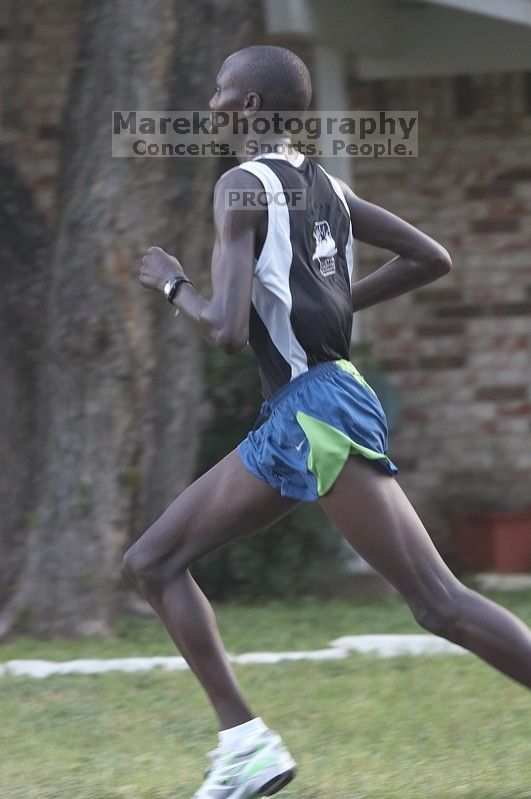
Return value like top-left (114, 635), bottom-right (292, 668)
top-left (237, 152), bottom-right (354, 399)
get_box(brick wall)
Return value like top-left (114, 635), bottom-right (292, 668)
top-left (348, 72), bottom-right (531, 543)
top-left (0, 0), bottom-right (81, 220)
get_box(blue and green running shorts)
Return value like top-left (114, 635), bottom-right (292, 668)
top-left (236, 358), bottom-right (399, 502)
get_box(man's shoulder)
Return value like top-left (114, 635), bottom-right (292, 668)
top-left (214, 164), bottom-right (264, 195)
top-left (213, 165), bottom-right (267, 232)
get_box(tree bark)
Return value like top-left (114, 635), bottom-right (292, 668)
top-left (0, 153), bottom-right (49, 608)
top-left (0, 0), bottom-right (261, 638)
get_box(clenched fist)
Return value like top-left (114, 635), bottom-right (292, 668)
top-left (139, 246), bottom-right (186, 293)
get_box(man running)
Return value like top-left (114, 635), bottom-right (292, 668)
top-left (125, 45), bottom-right (531, 799)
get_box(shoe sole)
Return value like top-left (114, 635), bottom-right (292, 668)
top-left (256, 766), bottom-right (296, 797)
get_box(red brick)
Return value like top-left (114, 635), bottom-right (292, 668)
top-left (403, 407), bottom-right (429, 423)
top-left (392, 455), bottom-right (417, 471)
top-left (416, 322), bottom-right (466, 336)
top-left (465, 184), bottom-right (512, 200)
top-left (487, 302), bottom-right (531, 316)
top-left (479, 419), bottom-right (500, 434)
top-left (38, 124), bottom-right (58, 139)
top-left (498, 403), bottom-right (531, 417)
top-left (379, 323), bottom-right (404, 337)
top-left (475, 386), bottom-right (528, 401)
top-left (435, 304), bottom-right (484, 318)
top-left (494, 167), bottom-right (531, 182)
top-left (490, 334), bottom-right (530, 349)
top-left (435, 301), bottom-right (531, 318)
top-left (379, 358), bottom-right (413, 371)
top-left (413, 287), bottom-right (463, 304)
top-left (419, 355), bottom-right (466, 369)
top-left (470, 218), bottom-right (520, 233)
top-left (420, 186), bottom-right (446, 199)
top-left (494, 238), bottom-right (531, 254)
top-left (32, 173), bottom-right (57, 189)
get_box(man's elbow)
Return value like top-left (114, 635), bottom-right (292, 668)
top-left (200, 304), bottom-right (247, 355)
top-left (214, 329), bottom-right (248, 355)
top-left (424, 245), bottom-right (452, 277)
top-left (220, 337), bottom-right (247, 355)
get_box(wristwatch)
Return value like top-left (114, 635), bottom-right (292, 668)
top-left (163, 276), bottom-right (193, 304)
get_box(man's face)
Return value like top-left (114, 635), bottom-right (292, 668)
top-left (208, 55), bottom-right (253, 149)
top-left (209, 56), bottom-right (246, 113)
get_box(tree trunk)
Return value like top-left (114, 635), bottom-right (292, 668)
top-left (0, 0), bottom-right (262, 638)
top-left (0, 153), bottom-right (49, 607)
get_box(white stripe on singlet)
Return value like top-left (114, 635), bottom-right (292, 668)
top-left (238, 159), bottom-right (309, 380)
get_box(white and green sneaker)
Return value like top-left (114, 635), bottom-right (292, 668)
top-left (192, 728), bottom-right (296, 799)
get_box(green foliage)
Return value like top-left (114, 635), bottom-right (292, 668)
top-left (349, 344), bottom-right (402, 434)
top-left (75, 570), bottom-right (94, 590)
top-left (196, 344), bottom-right (261, 471)
top-left (72, 479), bottom-right (93, 518)
top-left (24, 512), bottom-right (39, 531)
top-left (192, 503), bottom-right (343, 601)
top-left (192, 344), bottom-right (343, 600)
top-left (22, 348), bottom-right (39, 363)
top-left (118, 469), bottom-right (141, 489)
top-left (16, 603), bottom-right (38, 634)
top-left (73, 500), bottom-right (91, 518)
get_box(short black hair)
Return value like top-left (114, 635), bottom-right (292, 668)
top-left (227, 45), bottom-right (312, 111)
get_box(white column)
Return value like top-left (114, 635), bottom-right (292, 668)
top-left (312, 45), bottom-right (352, 184)
top-left (314, 45), bottom-right (378, 575)
top-left (312, 44), bottom-right (360, 343)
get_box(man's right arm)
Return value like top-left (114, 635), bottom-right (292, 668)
top-left (168, 169), bottom-right (264, 353)
top-left (336, 178), bottom-right (452, 312)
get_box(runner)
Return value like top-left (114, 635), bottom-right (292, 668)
top-left (125, 45), bottom-right (531, 799)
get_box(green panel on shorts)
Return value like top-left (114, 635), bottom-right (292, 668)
top-left (295, 410), bottom-right (391, 497)
top-left (334, 358), bottom-right (377, 396)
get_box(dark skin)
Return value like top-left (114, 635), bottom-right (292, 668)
top-left (129, 51), bottom-right (531, 743)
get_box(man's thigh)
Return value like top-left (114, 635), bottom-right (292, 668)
top-left (318, 455), bottom-right (462, 609)
top-left (133, 449), bottom-right (300, 571)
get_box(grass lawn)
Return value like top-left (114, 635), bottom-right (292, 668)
top-left (1, 585), bottom-right (530, 798)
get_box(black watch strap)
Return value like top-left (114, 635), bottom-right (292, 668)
top-left (166, 276), bottom-right (193, 304)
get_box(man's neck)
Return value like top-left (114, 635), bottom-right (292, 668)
top-left (237, 136), bottom-right (298, 164)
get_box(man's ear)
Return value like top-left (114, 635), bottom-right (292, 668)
top-left (243, 91), bottom-right (262, 116)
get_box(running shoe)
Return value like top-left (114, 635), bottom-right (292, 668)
top-left (191, 727), bottom-right (296, 798)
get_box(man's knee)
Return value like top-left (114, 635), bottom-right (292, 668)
top-left (410, 582), bottom-right (468, 642)
top-left (122, 542), bottom-right (152, 585)
top-left (122, 538), bottom-right (180, 589)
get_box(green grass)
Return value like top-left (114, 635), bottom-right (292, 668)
top-left (0, 594), bottom-right (425, 661)
top-left (3, 584), bottom-right (531, 661)
top-left (1, 587), bottom-right (531, 798)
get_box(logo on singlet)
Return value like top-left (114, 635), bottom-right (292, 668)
top-left (312, 220), bottom-right (337, 277)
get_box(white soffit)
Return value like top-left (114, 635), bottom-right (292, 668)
top-left (423, 0), bottom-right (531, 27)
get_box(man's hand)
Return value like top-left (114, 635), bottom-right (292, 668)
top-left (139, 246), bottom-right (186, 293)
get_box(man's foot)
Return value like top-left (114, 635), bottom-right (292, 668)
top-left (192, 727), bottom-right (297, 798)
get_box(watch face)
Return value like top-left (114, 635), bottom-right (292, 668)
top-left (163, 280), bottom-right (173, 298)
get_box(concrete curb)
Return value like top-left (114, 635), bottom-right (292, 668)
top-left (0, 634), bottom-right (468, 678)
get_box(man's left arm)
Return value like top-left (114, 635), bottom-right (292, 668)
top-left (335, 177), bottom-right (452, 312)
top-left (139, 169), bottom-right (264, 353)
